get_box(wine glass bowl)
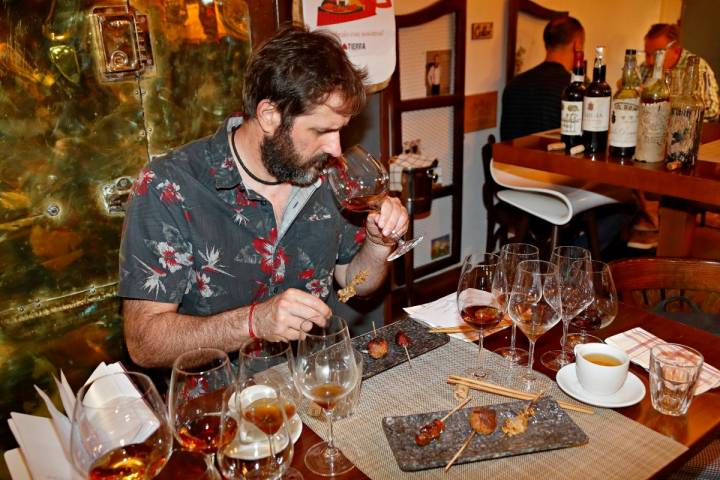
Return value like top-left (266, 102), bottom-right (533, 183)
top-left (168, 348), bottom-right (235, 477)
top-left (70, 371), bottom-right (173, 480)
top-left (567, 260), bottom-right (619, 347)
top-left (457, 252), bottom-right (501, 378)
top-left (293, 315), bottom-right (359, 476)
top-left (507, 260), bottom-right (563, 386)
top-left (325, 145), bottom-right (423, 261)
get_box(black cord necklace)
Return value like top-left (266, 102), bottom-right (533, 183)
top-left (230, 126), bottom-right (282, 186)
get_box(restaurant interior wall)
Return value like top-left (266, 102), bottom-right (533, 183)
top-left (396, 0), bottom-right (669, 264)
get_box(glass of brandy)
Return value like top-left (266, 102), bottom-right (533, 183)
top-left (457, 252), bottom-right (502, 378)
top-left (293, 315), bottom-right (359, 476)
top-left (567, 260), bottom-right (619, 347)
top-left (168, 348), bottom-right (236, 479)
top-left (325, 144), bottom-right (423, 261)
top-left (492, 243), bottom-right (539, 364)
top-left (217, 382), bottom-right (293, 480)
top-left (507, 260), bottom-right (563, 387)
top-left (541, 246), bottom-right (594, 371)
top-left (70, 371), bottom-right (173, 479)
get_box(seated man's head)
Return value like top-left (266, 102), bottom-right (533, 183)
top-left (243, 25), bottom-right (367, 186)
top-left (543, 16), bottom-right (585, 70)
top-left (644, 23), bottom-right (682, 71)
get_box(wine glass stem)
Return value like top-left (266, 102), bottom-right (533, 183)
top-left (510, 323), bottom-right (518, 350)
top-left (527, 340), bottom-right (536, 375)
top-left (325, 409), bottom-right (337, 455)
top-left (267, 434), bottom-right (277, 473)
top-left (560, 317), bottom-right (570, 361)
top-left (477, 332), bottom-right (485, 374)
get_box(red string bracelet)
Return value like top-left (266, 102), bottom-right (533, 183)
top-left (248, 303), bottom-right (257, 338)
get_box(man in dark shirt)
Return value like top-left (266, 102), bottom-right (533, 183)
top-left (119, 26), bottom-right (409, 368)
top-left (501, 17), bottom-right (585, 140)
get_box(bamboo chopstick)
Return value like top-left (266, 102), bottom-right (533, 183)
top-left (447, 375), bottom-right (593, 414)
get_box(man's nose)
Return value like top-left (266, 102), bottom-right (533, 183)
top-left (322, 132), bottom-right (342, 158)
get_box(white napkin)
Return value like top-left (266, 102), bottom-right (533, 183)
top-left (606, 327), bottom-right (720, 395)
top-left (3, 449), bottom-right (31, 480)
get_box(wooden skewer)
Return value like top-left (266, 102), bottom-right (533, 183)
top-left (428, 326), bottom-right (475, 334)
top-left (403, 345), bottom-right (412, 368)
top-left (372, 321), bottom-right (377, 337)
top-left (445, 430), bottom-right (475, 472)
top-left (440, 397), bottom-right (472, 423)
top-left (447, 376), bottom-right (593, 415)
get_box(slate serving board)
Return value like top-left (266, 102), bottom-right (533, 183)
top-left (352, 319), bottom-right (449, 380)
top-left (381, 397), bottom-right (589, 471)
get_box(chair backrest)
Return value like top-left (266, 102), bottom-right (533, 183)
top-left (482, 134), bottom-right (498, 212)
top-left (609, 257), bottom-right (720, 313)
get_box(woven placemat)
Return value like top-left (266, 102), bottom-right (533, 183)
top-left (300, 337), bottom-right (687, 479)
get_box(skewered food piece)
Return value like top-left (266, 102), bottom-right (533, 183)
top-left (469, 407), bottom-right (496, 435)
top-left (367, 337), bottom-right (389, 359)
top-left (453, 383), bottom-right (469, 401)
top-left (414, 419), bottom-right (444, 446)
top-left (394, 330), bottom-right (411, 346)
top-left (338, 270), bottom-right (368, 303)
top-left (502, 397), bottom-right (538, 437)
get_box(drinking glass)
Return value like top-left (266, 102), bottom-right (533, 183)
top-left (233, 339), bottom-right (302, 479)
top-left (567, 260), bottom-right (619, 347)
top-left (457, 252), bottom-right (502, 378)
top-left (293, 315), bottom-right (359, 476)
top-left (541, 246), bottom-right (593, 371)
top-left (217, 382), bottom-right (293, 480)
top-left (168, 348), bottom-right (235, 479)
top-left (70, 371), bottom-right (173, 479)
top-left (507, 260), bottom-right (562, 386)
top-left (649, 343), bottom-right (704, 416)
top-left (493, 243), bottom-right (539, 364)
top-left (325, 144), bottom-right (422, 261)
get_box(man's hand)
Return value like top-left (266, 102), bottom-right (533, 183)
top-left (252, 288), bottom-right (331, 341)
top-left (365, 195), bottom-right (409, 246)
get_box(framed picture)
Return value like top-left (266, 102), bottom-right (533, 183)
top-left (425, 49), bottom-right (451, 96)
top-left (471, 22), bottom-right (493, 40)
top-left (430, 234), bottom-right (451, 260)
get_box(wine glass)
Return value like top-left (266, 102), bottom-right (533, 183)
top-left (70, 371), bottom-right (173, 479)
top-left (230, 338), bottom-right (301, 479)
top-left (293, 315), bottom-right (359, 476)
top-left (492, 243), bottom-right (539, 364)
top-left (217, 382), bottom-right (294, 480)
top-left (541, 246), bottom-right (594, 371)
top-left (168, 348), bottom-right (235, 479)
top-left (567, 260), bottom-right (619, 347)
top-left (507, 260), bottom-right (563, 386)
top-left (457, 252), bottom-right (502, 378)
top-left (325, 144), bottom-right (423, 261)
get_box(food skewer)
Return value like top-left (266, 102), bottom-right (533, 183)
top-left (444, 429), bottom-right (475, 472)
top-left (415, 397), bottom-right (471, 447)
top-left (395, 330), bottom-right (412, 367)
top-left (444, 404), bottom-right (496, 472)
top-left (367, 321), bottom-right (389, 359)
top-left (447, 375), bottom-right (593, 414)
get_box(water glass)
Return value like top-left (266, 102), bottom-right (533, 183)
top-left (649, 343), bottom-right (704, 416)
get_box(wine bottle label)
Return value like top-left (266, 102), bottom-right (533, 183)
top-left (561, 100), bottom-right (583, 136)
top-left (666, 106), bottom-right (704, 166)
top-left (582, 97), bottom-right (611, 132)
top-left (635, 101), bottom-right (671, 163)
top-left (571, 74), bottom-right (584, 83)
top-left (609, 98), bottom-right (640, 148)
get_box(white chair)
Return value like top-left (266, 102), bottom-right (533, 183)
top-left (490, 159), bottom-right (633, 258)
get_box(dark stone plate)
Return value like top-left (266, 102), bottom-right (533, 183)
top-left (382, 397), bottom-right (589, 471)
top-left (352, 318), bottom-right (449, 380)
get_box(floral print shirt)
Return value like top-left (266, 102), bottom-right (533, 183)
top-left (118, 116), bottom-right (364, 316)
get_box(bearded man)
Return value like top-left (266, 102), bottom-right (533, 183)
top-left (119, 26), bottom-right (408, 368)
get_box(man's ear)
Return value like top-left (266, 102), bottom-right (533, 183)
top-left (255, 99), bottom-right (282, 134)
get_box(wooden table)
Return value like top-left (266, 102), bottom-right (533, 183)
top-left (492, 123), bottom-right (720, 258)
top-left (290, 304), bottom-right (720, 479)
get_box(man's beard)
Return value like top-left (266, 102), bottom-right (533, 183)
top-left (260, 125), bottom-right (329, 186)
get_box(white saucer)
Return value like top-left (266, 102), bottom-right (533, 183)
top-left (556, 363), bottom-right (646, 408)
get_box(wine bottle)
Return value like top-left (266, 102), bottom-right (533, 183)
top-left (635, 49), bottom-right (671, 163)
top-left (665, 56), bottom-right (705, 169)
top-left (609, 49), bottom-right (641, 157)
top-left (561, 50), bottom-right (586, 150)
top-left (582, 46), bottom-right (612, 153)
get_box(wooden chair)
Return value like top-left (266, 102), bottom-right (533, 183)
top-left (609, 257), bottom-right (720, 313)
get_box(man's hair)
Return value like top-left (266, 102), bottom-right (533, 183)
top-left (242, 24), bottom-right (367, 124)
top-left (543, 16), bottom-right (584, 50)
top-left (645, 23), bottom-right (680, 42)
